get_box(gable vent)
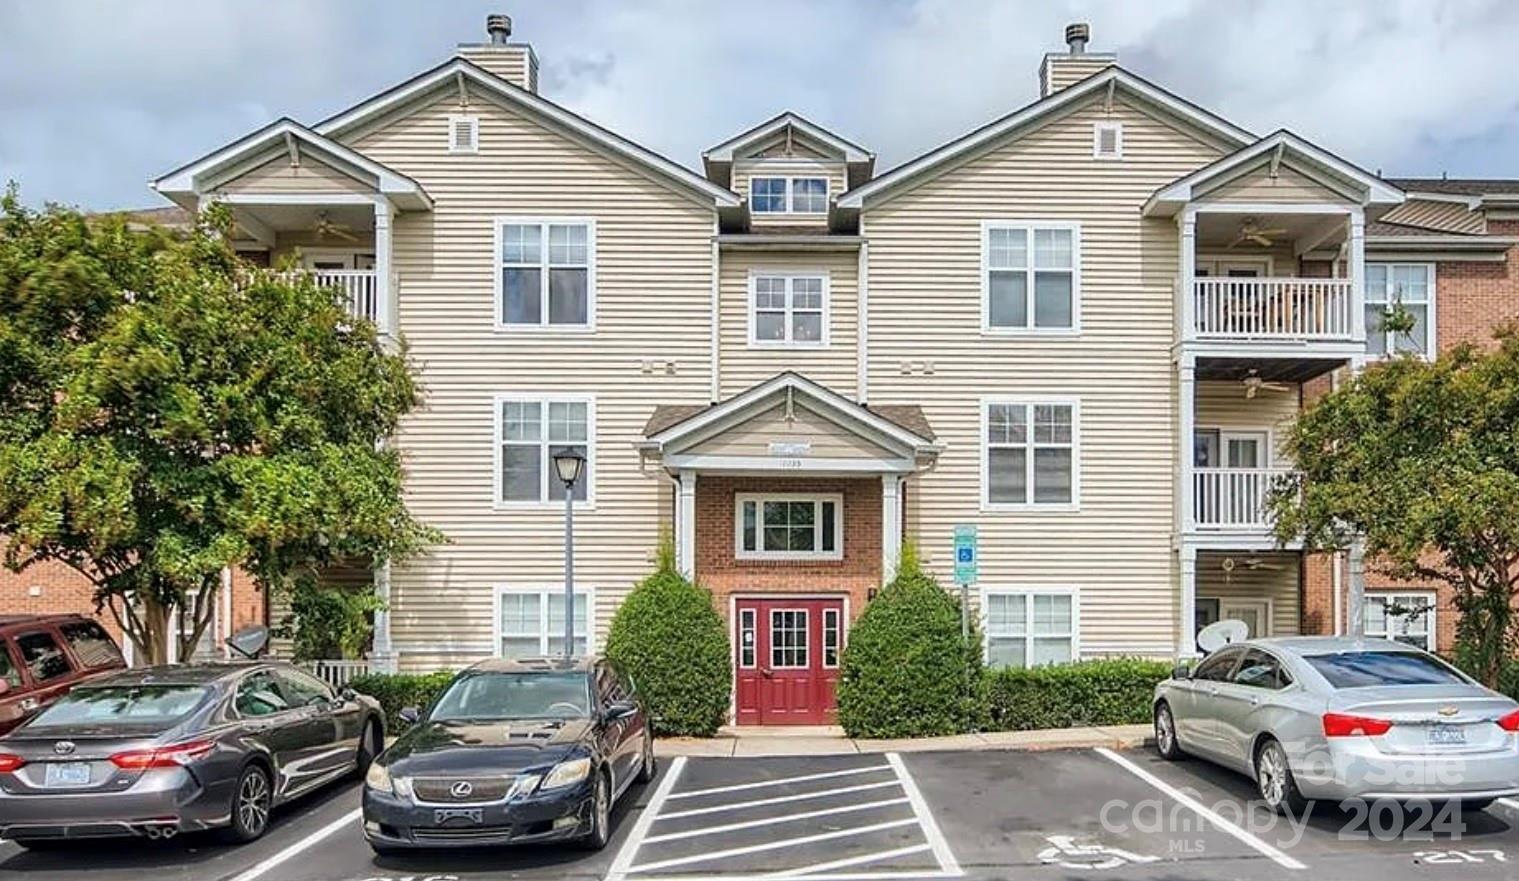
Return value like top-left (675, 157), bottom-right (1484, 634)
top-left (1093, 122), bottom-right (1122, 160)
top-left (448, 115), bottom-right (479, 154)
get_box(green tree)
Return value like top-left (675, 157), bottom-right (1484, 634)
top-left (279, 575), bottom-right (386, 662)
top-left (1269, 330), bottom-right (1519, 686)
top-left (0, 191), bottom-right (439, 664)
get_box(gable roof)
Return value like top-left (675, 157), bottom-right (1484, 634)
top-left (837, 66), bottom-right (1255, 209)
top-left (152, 118), bottom-right (433, 210)
top-left (314, 57), bottom-right (740, 209)
top-left (1144, 129), bottom-right (1404, 215)
top-left (703, 111), bottom-right (874, 165)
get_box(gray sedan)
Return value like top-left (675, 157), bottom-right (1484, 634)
top-left (1154, 636), bottom-right (1519, 813)
top-left (0, 662), bottom-right (383, 848)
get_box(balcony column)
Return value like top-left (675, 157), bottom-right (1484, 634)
top-left (373, 198), bottom-right (394, 336)
top-left (676, 470), bottom-right (697, 579)
top-left (1348, 209), bottom-right (1366, 343)
top-left (1178, 207), bottom-right (1197, 342)
top-left (1346, 537), bottom-right (1367, 638)
top-left (881, 475), bottom-right (902, 584)
top-left (1178, 544), bottom-right (1198, 657)
top-left (1177, 353), bottom-right (1197, 535)
top-left (370, 561), bottom-right (397, 673)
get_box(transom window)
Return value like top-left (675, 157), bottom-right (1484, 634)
top-left (749, 176), bottom-right (829, 214)
top-left (1365, 592), bottom-right (1435, 650)
top-left (496, 396), bottom-right (592, 504)
top-left (984, 222), bottom-right (1079, 331)
top-left (1365, 263), bottom-right (1433, 357)
top-left (735, 493), bottom-right (843, 560)
top-left (984, 590), bottom-right (1076, 668)
top-left (497, 219), bottom-right (594, 329)
top-left (984, 402), bottom-right (1076, 506)
top-left (770, 610), bottom-right (809, 668)
top-left (751, 273), bottom-right (827, 345)
top-left (497, 587), bottom-right (591, 658)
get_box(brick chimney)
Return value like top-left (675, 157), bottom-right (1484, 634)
top-left (457, 13), bottom-right (539, 93)
top-left (1038, 23), bottom-right (1117, 98)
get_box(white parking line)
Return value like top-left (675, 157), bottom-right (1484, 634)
top-left (666, 764), bottom-right (893, 800)
top-left (605, 755), bottom-right (686, 881)
top-left (1499, 797), bottom-right (1519, 813)
top-left (627, 817), bottom-right (920, 874)
top-left (226, 807), bottom-right (361, 881)
top-left (763, 843), bottom-right (935, 879)
top-left (655, 779), bottom-right (902, 821)
top-left (1096, 747), bottom-right (1307, 871)
top-left (642, 797), bottom-right (911, 843)
top-left (885, 753), bottom-right (962, 877)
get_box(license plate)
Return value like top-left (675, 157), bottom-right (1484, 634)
top-left (434, 808), bottom-right (483, 825)
top-left (43, 762), bottom-right (91, 788)
top-left (1427, 724), bottom-right (1467, 746)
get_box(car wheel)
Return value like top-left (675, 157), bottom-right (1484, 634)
top-left (577, 771), bottom-right (612, 851)
top-left (355, 719), bottom-right (381, 777)
top-left (221, 763), bottom-right (274, 844)
top-left (1255, 738), bottom-right (1308, 816)
top-left (1154, 702), bottom-right (1185, 761)
top-left (636, 725), bottom-right (657, 784)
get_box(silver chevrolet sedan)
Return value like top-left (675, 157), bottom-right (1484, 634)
top-left (1154, 637), bottom-right (1519, 814)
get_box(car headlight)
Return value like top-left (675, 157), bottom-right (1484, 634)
top-left (540, 757), bottom-right (592, 790)
top-left (364, 762), bottom-right (393, 794)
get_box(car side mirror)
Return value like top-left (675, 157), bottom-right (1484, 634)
top-left (1172, 661), bottom-right (1193, 680)
top-left (339, 687), bottom-right (357, 703)
top-left (398, 706), bottom-right (421, 726)
top-left (605, 700), bottom-right (638, 722)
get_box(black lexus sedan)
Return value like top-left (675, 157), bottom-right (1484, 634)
top-left (362, 656), bottom-right (654, 853)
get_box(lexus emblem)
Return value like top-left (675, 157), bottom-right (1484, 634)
top-left (52, 741), bottom-right (76, 756)
top-left (450, 780), bottom-right (474, 799)
top-left (1438, 705), bottom-right (1459, 717)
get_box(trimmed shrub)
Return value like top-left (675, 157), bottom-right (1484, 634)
top-left (837, 545), bottom-right (983, 738)
top-left (347, 670), bottom-right (456, 731)
top-left (605, 541), bottom-right (730, 736)
top-left (984, 658), bottom-right (1172, 731)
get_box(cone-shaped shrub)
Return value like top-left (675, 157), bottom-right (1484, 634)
top-left (837, 543), bottom-right (984, 737)
top-left (605, 539), bottom-right (731, 736)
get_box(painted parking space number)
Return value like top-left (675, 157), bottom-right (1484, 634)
top-left (1038, 835), bottom-right (1159, 870)
top-left (1414, 849), bottom-right (1507, 864)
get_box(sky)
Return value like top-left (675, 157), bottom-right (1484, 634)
top-left (2, 0), bottom-right (1516, 211)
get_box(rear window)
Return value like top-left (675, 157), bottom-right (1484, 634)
top-left (58, 621), bottom-right (124, 669)
top-left (28, 685), bottom-right (209, 728)
top-left (1305, 651), bottom-right (1469, 688)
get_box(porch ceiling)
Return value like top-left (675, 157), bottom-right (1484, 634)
top-left (1194, 210), bottom-right (1348, 252)
top-left (1196, 356), bottom-right (1343, 384)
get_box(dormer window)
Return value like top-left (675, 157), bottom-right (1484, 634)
top-left (752, 177), bottom-right (788, 213)
top-left (791, 178), bottom-right (828, 213)
top-left (1092, 122), bottom-right (1122, 160)
top-left (750, 176), bottom-right (830, 214)
top-left (449, 115), bottom-right (479, 154)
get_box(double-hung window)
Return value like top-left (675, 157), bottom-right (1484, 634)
top-left (751, 272), bottom-right (827, 345)
top-left (1365, 263), bottom-right (1433, 357)
top-left (984, 222), bottom-right (1079, 331)
top-left (749, 177), bottom-right (829, 214)
top-left (984, 401), bottom-right (1076, 507)
top-left (750, 178), bottom-right (789, 213)
top-left (497, 587), bottom-right (591, 658)
top-left (735, 493), bottom-right (843, 560)
top-left (496, 395), bottom-right (593, 504)
top-left (1364, 592), bottom-right (1435, 650)
top-left (497, 219), bottom-right (594, 329)
top-left (984, 590), bottom-right (1077, 668)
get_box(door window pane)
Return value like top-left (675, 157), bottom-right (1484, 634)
top-left (739, 609), bottom-right (756, 667)
top-left (770, 610), bottom-right (808, 668)
top-left (822, 609), bottom-right (840, 668)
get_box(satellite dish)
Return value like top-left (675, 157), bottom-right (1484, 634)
top-left (1197, 619), bottom-right (1250, 654)
top-left (225, 625), bottom-right (270, 660)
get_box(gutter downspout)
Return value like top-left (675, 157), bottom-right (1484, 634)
top-left (857, 219), bottom-right (869, 403)
top-left (710, 221), bottom-right (721, 403)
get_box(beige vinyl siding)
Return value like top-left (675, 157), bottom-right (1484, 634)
top-left (1381, 198), bottom-right (1485, 235)
top-left (718, 249), bottom-right (859, 397)
top-left (1196, 551), bottom-right (1300, 637)
top-left (1199, 163), bottom-right (1351, 204)
top-left (455, 45), bottom-right (536, 92)
top-left (684, 402), bottom-right (895, 459)
top-left (1194, 381), bottom-right (1299, 463)
top-left (343, 87), bottom-right (714, 671)
top-left (216, 155), bottom-right (374, 195)
top-left (864, 95), bottom-right (1229, 657)
top-left (1041, 55), bottom-right (1118, 95)
top-left (733, 159), bottom-right (846, 228)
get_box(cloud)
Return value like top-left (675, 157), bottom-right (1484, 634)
top-left (1, 0), bottom-right (1514, 210)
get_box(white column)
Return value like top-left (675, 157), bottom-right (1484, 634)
top-left (881, 475), bottom-right (902, 584)
top-left (1179, 208), bottom-right (1197, 342)
top-left (1349, 209), bottom-right (1366, 343)
top-left (373, 199), bottom-right (394, 335)
top-left (857, 235), bottom-right (870, 403)
top-left (1178, 544), bottom-right (1198, 657)
top-left (1347, 538), bottom-right (1367, 638)
top-left (1177, 354), bottom-right (1196, 535)
top-left (370, 561), bottom-right (396, 673)
top-left (677, 470), bottom-right (697, 579)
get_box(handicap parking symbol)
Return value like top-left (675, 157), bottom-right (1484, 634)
top-left (1038, 835), bottom-right (1159, 871)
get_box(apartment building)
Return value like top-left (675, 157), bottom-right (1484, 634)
top-left (8, 17), bottom-right (1516, 722)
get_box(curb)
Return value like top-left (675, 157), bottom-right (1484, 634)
top-left (656, 724), bottom-right (1156, 758)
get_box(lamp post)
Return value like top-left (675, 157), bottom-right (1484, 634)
top-left (551, 449), bottom-right (586, 660)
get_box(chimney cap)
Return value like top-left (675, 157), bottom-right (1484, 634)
top-left (486, 13), bottom-right (513, 44)
top-left (1065, 22), bottom-right (1090, 54)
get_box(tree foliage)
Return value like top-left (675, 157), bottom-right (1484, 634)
top-left (278, 575), bottom-right (386, 662)
top-left (1270, 330), bottom-right (1519, 686)
top-left (0, 191), bottom-right (438, 664)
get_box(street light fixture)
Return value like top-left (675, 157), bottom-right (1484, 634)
top-left (551, 449), bottom-right (586, 660)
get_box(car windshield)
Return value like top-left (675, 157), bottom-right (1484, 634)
top-left (429, 672), bottom-right (591, 722)
top-left (1305, 651), bottom-right (1469, 688)
top-left (28, 685), bottom-right (209, 728)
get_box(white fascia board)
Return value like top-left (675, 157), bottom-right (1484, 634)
top-left (703, 112), bottom-right (873, 164)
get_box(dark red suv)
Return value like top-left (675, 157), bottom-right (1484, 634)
top-left (0, 615), bottom-right (127, 736)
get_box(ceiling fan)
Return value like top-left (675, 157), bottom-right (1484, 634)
top-left (313, 211), bottom-right (359, 243)
top-left (1242, 368), bottom-right (1290, 399)
top-left (1228, 217), bottom-right (1288, 248)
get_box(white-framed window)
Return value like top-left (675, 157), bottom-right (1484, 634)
top-left (1364, 591), bottom-right (1436, 650)
top-left (735, 493), bottom-right (843, 560)
top-left (770, 609), bottom-right (809, 668)
top-left (1365, 263), bottom-right (1434, 358)
top-left (494, 586), bottom-right (592, 659)
top-left (493, 394), bottom-right (594, 506)
top-left (982, 221), bottom-right (1080, 332)
top-left (983, 400), bottom-right (1078, 508)
top-left (790, 178), bottom-right (828, 213)
top-left (1092, 122), bottom-right (1122, 160)
top-left (751, 177), bottom-right (788, 213)
top-left (494, 218), bottom-right (595, 330)
top-left (749, 271), bottom-right (828, 346)
top-left (169, 591), bottom-right (218, 664)
top-left (448, 115), bottom-right (479, 154)
top-left (748, 176), bottom-right (829, 214)
top-left (983, 588), bottom-right (1079, 668)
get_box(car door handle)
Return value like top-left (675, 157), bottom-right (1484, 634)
top-left (18, 698), bottom-right (39, 712)
top-left (760, 667), bottom-right (773, 678)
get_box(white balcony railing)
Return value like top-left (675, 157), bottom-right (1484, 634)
top-left (311, 269), bottom-right (380, 325)
top-left (302, 659), bottom-right (372, 689)
top-left (1193, 467), bottom-right (1295, 530)
top-left (1192, 277), bottom-right (1353, 341)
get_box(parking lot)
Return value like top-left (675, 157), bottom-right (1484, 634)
top-left (3, 746), bottom-right (1519, 881)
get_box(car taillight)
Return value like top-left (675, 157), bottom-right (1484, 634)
top-left (1323, 712), bottom-right (1394, 737)
top-left (109, 740), bottom-right (215, 770)
top-left (0, 753), bottom-right (25, 773)
top-left (1497, 710), bottom-right (1519, 733)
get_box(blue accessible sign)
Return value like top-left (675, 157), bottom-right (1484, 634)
top-left (953, 524), bottom-right (978, 585)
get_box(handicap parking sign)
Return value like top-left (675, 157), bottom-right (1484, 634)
top-left (953, 524), bottom-right (977, 585)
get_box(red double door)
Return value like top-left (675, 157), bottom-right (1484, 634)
top-left (734, 597), bottom-right (844, 725)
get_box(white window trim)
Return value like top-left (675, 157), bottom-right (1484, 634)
top-left (734, 492), bottom-right (845, 561)
top-left (1193, 426), bottom-right (1276, 469)
top-left (491, 392), bottom-right (597, 510)
top-left (1092, 121), bottom-right (1123, 160)
top-left (822, 607), bottom-right (841, 669)
top-left (768, 608), bottom-right (811, 669)
top-left (980, 397), bottom-right (1081, 512)
top-left (447, 114), bottom-right (479, 154)
top-left (1365, 262), bottom-right (1436, 361)
top-left (1364, 590), bottom-right (1437, 648)
top-left (746, 269), bottom-right (831, 348)
top-left (980, 220), bottom-right (1082, 335)
top-left (492, 584), bottom-right (596, 658)
top-left (979, 586), bottom-right (1081, 668)
top-left (492, 217), bottom-right (597, 333)
top-left (1197, 596), bottom-right (1275, 638)
top-left (748, 176), bottom-right (830, 215)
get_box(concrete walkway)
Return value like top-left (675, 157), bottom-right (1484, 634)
top-left (656, 722), bottom-right (1152, 757)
